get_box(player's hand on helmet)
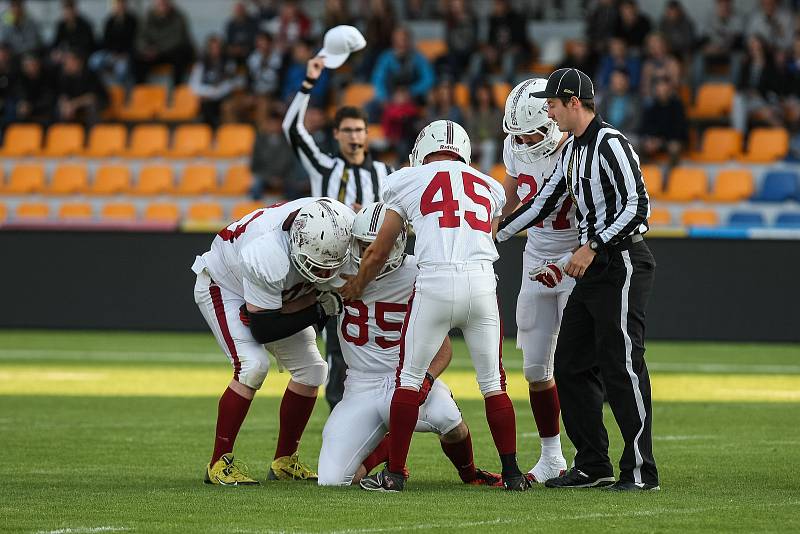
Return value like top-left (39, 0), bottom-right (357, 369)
top-left (306, 56), bottom-right (325, 80)
top-left (418, 373), bottom-right (435, 405)
top-left (317, 291), bottom-right (343, 316)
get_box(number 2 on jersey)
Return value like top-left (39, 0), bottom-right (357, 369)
top-left (420, 171), bottom-right (493, 233)
top-left (517, 173), bottom-right (573, 230)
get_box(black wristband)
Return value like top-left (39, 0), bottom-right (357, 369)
top-left (304, 76), bottom-right (316, 86)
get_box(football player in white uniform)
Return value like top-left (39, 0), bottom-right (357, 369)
top-left (318, 203), bottom-right (502, 487)
top-left (500, 79), bottom-right (576, 483)
top-left (342, 120), bottom-right (530, 492)
top-left (192, 198), bottom-right (354, 485)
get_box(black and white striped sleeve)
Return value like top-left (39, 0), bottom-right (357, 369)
top-left (282, 89), bottom-right (336, 197)
top-left (495, 156), bottom-right (569, 242)
top-left (596, 136), bottom-right (649, 245)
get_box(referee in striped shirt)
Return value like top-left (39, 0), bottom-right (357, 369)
top-left (283, 56), bottom-right (393, 410)
top-left (497, 68), bottom-right (659, 491)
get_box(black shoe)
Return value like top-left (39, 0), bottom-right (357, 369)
top-left (604, 480), bottom-right (660, 492)
top-left (544, 468), bottom-right (615, 489)
top-left (502, 472), bottom-right (532, 491)
top-left (359, 468), bottom-right (405, 492)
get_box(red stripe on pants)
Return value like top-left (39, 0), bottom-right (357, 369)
top-left (395, 285), bottom-right (416, 388)
top-left (497, 295), bottom-right (507, 391)
top-left (210, 283), bottom-right (241, 380)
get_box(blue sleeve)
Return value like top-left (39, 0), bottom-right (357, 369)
top-left (409, 53), bottom-right (435, 99)
top-left (371, 52), bottom-right (393, 103)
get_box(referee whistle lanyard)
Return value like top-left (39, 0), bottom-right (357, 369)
top-left (338, 167), bottom-right (350, 203)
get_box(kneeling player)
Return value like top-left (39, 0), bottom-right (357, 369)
top-left (193, 198), bottom-right (354, 485)
top-left (317, 204), bottom-right (501, 487)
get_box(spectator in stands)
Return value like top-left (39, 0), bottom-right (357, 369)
top-left (89, 0), bottom-right (137, 87)
top-left (381, 84), bottom-right (419, 165)
top-left (0, 43), bottom-right (17, 131)
top-left (322, 0), bottom-right (354, 31)
top-left (55, 50), bottom-right (107, 126)
top-left (263, 0), bottom-right (311, 49)
top-left (640, 76), bottom-right (688, 166)
top-left (423, 78), bottom-right (465, 125)
top-left (250, 0), bottom-right (278, 25)
top-left (557, 39), bottom-right (597, 80)
top-left (465, 81), bottom-right (503, 173)
top-left (585, 0), bottom-right (619, 56)
top-left (733, 34), bottom-right (784, 130)
top-left (692, 0), bottom-right (743, 89)
top-left (597, 37), bottom-right (641, 93)
top-left (356, 0), bottom-right (396, 81)
top-left (189, 35), bottom-right (246, 128)
top-left (747, 0), bottom-right (794, 53)
top-left (486, 0), bottom-right (529, 82)
top-left (640, 32), bottom-right (681, 103)
top-left (134, 0), bottom-right (194, 85)
top-left (51, 0), bottom-right (96, 64)
top-left (598, 68), bottom-right (641, 141)
top-left (369, 26), bottom-right (434, 122)
top-left (0, 0), bottom-right (42, 55)
top-left (615, 0), bottom-right (652, 53)
top-left (658, 0), bottom-right (695, 60)
top-left (246, 31), bottom-right (283, 122)
top-left (438, 0), bottom-right (478, 80)
top-left (250, 109), bottom-right (298, 199)
top-left (404, 0), bottom-right (440, 20)
top-left (226, 2), bottom-right (258, 65)
top-left (281, 38), bottom-right (330, 108)
top-left (14, 53), bottom-right (55, 124)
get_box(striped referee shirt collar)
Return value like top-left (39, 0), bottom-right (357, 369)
top-left (337, 151), bottom-right (374, 169)
top-left (572, 114), bottom-right (604, 146)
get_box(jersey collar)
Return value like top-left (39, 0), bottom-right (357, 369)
top-left (573, 114), bottom-right (603, 147)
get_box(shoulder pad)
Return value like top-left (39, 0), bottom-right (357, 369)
top-left (240, 232), bottom-right (291, 284)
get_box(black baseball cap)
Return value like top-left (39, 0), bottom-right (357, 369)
top-left (532, 68), bottom-right (595, 100)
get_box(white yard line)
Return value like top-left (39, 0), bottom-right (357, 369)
top-left (35, 528), bottom-right (131, 534)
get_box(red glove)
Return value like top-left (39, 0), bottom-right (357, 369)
top-left (418, 372), bottom-right (435, 405)
top-left (239, 304), bottom-right (251, 327)
top-left (529, 253), bottom-right (572, 288)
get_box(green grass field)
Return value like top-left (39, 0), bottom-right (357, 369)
top-left (2, 331), bottom-right (799, 533)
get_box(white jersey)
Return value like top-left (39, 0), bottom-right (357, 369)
top-left (382, 161), bottom-right (505, 266)
top-left (194, 198), bottom-right (330, 310)
top-left (337, 255), bottom-right (418, 375)
top-left (503, 136), bottom-right (578, 260)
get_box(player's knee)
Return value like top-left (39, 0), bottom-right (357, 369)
top-left (477, 375), bottom-right (502, 396)
top-left (291, 359), bottom-right (328, 387)
top-left (440, 421), bottom-right (468, 443)
top-left (317, 464), bottom-right (351, 486)
top-left (523, 363), bottom-right (553, 384)
top-left (237, 358), bottom-right (270, 390)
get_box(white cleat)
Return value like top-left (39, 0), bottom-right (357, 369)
top-left (527, 455), bottom-right (568, 483)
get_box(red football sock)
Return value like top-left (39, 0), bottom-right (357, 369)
top-left (274, 388), bottom-right (317, 459)
top-left (530, 386), bottom-right (561, 438)
top-left (211, 386), bottom-right (253, 464)
top-left (485, 393), bottom-right (517, 455)
top-left (362, 434), bottom-right (390, 473)
top-left (440, 432), bottom-right (477, 483)
top-left (387, 388), bottom-right (420, 474)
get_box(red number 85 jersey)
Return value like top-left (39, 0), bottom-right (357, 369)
top-left (337, 256), bottom-right (420, 374)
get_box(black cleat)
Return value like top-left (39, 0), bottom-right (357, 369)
top-left (359, 468), bottom-right (405, 492)
top-left (544, 468), bottom-right (615, 489)
top-left (502, 472), bottom-right (532, 491)
top-left (604, 480), bottom-right (660, 492)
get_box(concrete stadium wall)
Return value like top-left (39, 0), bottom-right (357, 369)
top-left (1, 231), bottom-right (798, 342)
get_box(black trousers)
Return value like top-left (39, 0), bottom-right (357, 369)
top-left (554, 239), bottom-right (659, 485)
top-left (324, 318), bottom-right (347, 410)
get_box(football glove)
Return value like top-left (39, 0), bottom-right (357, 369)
top-left (239, 304), bottom-right (251, 326)
top-left (529, 253), bottom-right (573, 288)
top-left (418, 372), bottom-right (435, 405)
top-left (317, 291), bottom-right (343, 317)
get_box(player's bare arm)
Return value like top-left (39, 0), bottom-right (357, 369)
top-left (340, 210), bottom-right (404, 300)
top-left (500, 174), bottom-right (521, 220)
top-left (427, 337), bottom-right (453, 379)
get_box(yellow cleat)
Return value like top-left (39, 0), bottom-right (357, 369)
top-left (204, 453), bottom-right (260, 486)
top-left (267, 453), bottom-right (318, 480)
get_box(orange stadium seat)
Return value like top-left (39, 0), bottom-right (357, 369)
top-left (490, 164), bottom-right (506, 182)
top-left (84, 124), bottom-right (127, 158)
top-left (5, 164), bottom-right (46, 194)
top-left (90, 165), bottom-right (131, 195)
top-left (58, 202), bottom-right (93, 220)
top-left (681, 209), bottom-right (719, 227)
top-left (492, 82), bottom-right (511, 108)
top-left (341, 84), bottom-right (374, 108)
top-left (640, 165), bottom-right (664, 199)
top-left (126, 124), bottom-right (169, 158)
top-left (42, 124), bottom-right (85, 157)
top-left (648, 207), bottom-right (671, 226)
top-left (132, 165), bottom-right (174, 195)
top-left (0, 124), bottom-right (42, 157)
top-left (454, 83), bottom-right (470, 108)
top-left (143, 202), bottom-right (180, 222)
top-left (103, 85), bottom-right (126, 120)
top-left (117, 84), bottom-right (168, 121)
top-left (688, 83), bottom-right (735, 119)
top-left (169, 124), bottom-right (213, 158)
top-left (159, 85), bottom-right (200, 121)
top-left (15, 202), bottom-right (49, 219)
top-left (689, 128), bottom-right (742, 162)
top-left (739, 128), bottom-right (790, 163)
top-left (231, 201), bottom-right (263, 220)
top-left (176, 165), bottom-right (217, 195)
top-left (0, 202), bottom-right (5, 221)
top-left (662, 167), bottom-right (707, 202)
top-left (187, 201), bottom-right (224, 222)
top-left (705, 169), bottom-right (754, 202)
top-left (101, 202), bottom-right (137, 221)
top-left (208, 124), bottom-right (255, 158)
top-left (48, 164), bottom-right (89, 195)
top-left (367, 123), bottom-right (385, 145)
top-left (218, 165), bottom-right (253, 195)
top-left (416, 39), bottom-right (447, 61)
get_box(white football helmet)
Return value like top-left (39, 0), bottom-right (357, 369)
top-left (290, 198), bottom-right (355, 283)
top-left (409, 119), bottom-right (471, 167)
top-left (503, 78), bottom-right (562, 164)
top-left (351, 203), bottom-right (406, 279)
